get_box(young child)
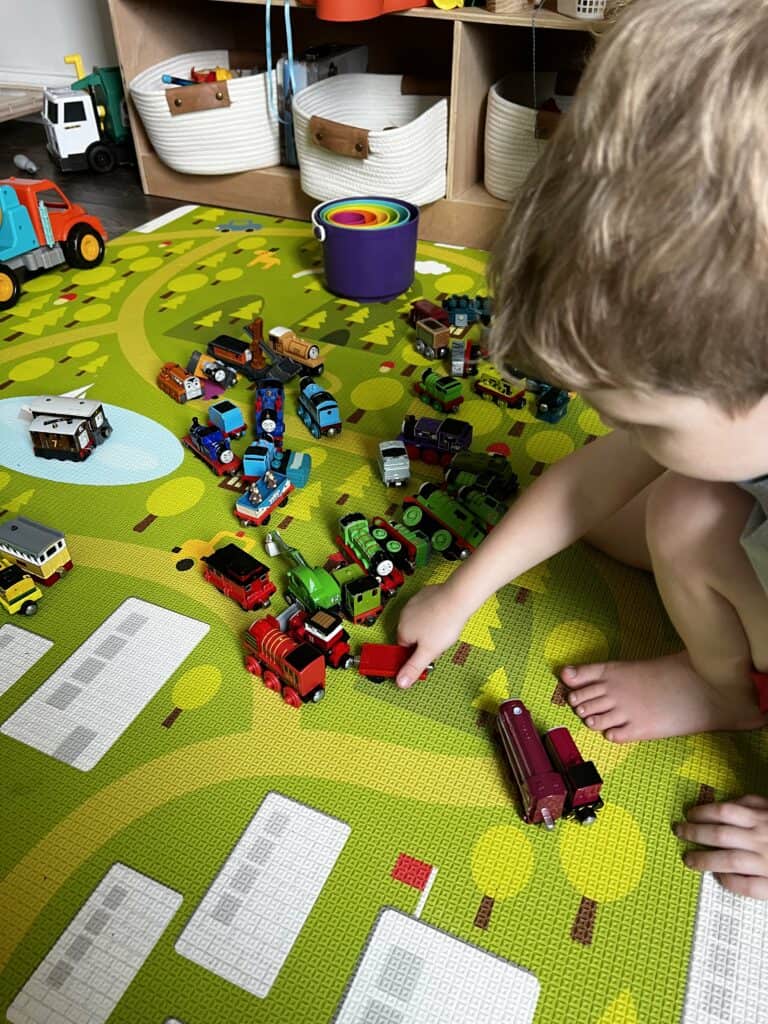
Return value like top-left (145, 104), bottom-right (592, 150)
top-left (395, 0), bottom-right (768, 898)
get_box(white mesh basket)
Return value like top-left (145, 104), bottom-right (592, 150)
top-left (484, 73), bottom-right (556, 202)
top-left (129, 50), bottom-right (280, 175)
top-left (292, 74), bottom-right (448, 207)
top-left (557, 0), bottom-right (607, 19)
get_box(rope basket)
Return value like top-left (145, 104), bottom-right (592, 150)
top-left (292, 74), bottom-right (448, 207)
top-left (129, 50), bottom-right (280, 175)
top-left (484, 73), bottom-right (557, 202)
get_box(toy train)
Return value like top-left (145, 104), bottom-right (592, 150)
top-left (402, 482), bottom-right (488, 561)
top-left (442, 293), bottom-right (492, 328)
top-left (208, 399), bottom-right (247, 439)
top-left (409, 299), bottom-right (449, 329)
top-left (254, 377), bottom-right (285, 442)
top-left (337, 512), bottom-right (398, 580)
top-left (202, 543), bottom-right (276, 611)
top-left (414, 368), bottom-right (464, 415)
top-left (414, 317), bottom-right (450, 360)
top-left (400, 414), bottom-right (473, 467)
top-left (234, 471), bottom-right (294, 526)
top-left (267, 326), bottom-right (324, 377)
top-left (244, 613), bottom-right (327, 707)
top-left (297, 376), bottom-right (341, 438)
top-left (265, 530), bottom-right (384, 627)
top-left (0, 517), bottom-right (72, 586)
top-left (473, 373), bottom-right (526, 410)
top-left (25, 395), bottom-right (113, 462)
top-left (181, 417), bottom-right (241, 476)
top-left (157, 362), bottom-right (204, 404)
top-left (497, 699), bottom-right (603, 829)
top-left (444, 451), bottom-right (519, 500)
top-left (353, 643), bottom-right (432, 684)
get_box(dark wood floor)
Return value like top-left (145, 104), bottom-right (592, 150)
top-left (0, 120), bottom-right (181, 238)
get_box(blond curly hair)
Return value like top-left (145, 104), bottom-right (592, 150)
top-left (489, 0), bottom-right (768, 412)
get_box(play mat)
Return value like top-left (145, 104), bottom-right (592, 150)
top-left (0, 205), bottom-right (766, 1024)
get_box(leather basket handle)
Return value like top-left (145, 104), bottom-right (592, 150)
top-left (166, 80), bottom-right (231, 117)
top-left (309, 115), bottom-right (369, 159)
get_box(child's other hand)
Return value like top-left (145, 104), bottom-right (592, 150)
top-left (674, 794), bottom-right (768, 899)
top-left (395, 584), bottom-right (465, 689)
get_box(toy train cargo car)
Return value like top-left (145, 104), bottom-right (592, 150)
top-left (414, 317), bottom-right (450, 360)
top-left (409, 299), bottom-right (449, 328)
top-left (473, 373), bottom-right (526, 410)
top-left (208, 399), bottom-right (247, 439)
top-left (202, 543), bottom-right (276, 611)
top-left (354, 643), bottom-right (432, 684)
top-left (543, 727), bottom-right (604, 825)
top-left (207, 334), bottom-right (267, 381)
top-left (25, 395), bottom-right (112, 462)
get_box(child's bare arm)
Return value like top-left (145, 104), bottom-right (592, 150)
top-left (396, 428), bottom-right (663, 687)
top-left (675, 795), bottom-right (768, 899)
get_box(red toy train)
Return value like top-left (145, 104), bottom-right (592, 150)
top-left (497, 699), bottom-right (603, 829)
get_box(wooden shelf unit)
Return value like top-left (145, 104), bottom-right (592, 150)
top-left (107, 0), bottom-right (593, 247)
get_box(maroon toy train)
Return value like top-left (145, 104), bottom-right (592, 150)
top-left (497, 699), bottom-right (604, 829)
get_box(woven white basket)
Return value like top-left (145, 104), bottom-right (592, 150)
top-left (557, 0), bottom-right (607, 18)
top-left (292, 74), bottom-right (448, 206)
top-left (484, 73), bottom-right (557, 202)
top-left (129, 50), bottom-right (280, 175)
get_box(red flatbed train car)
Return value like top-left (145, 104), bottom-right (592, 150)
top-left (354, 643), bottom-right (432, 684)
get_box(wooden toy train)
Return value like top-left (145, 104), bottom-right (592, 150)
top-left (497, 699), bottom-right (603, 829)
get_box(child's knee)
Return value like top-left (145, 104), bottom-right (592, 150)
top-left (646, 474), bottom-right (752, 567)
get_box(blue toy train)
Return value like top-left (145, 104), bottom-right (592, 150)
top-left (297, 375), bottom-right (341, 438)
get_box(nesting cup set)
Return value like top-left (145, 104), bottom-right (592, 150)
top-left (310, 197), bottom-right (419, 303)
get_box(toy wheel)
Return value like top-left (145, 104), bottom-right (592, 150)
top-left (309, 687), bottom-right (325, 702)
top-left (261, 598), bottom-right (272, 608)
top-left (86, 141), bottom-right (116, 174)
top-left (263, 670), bottom-right (281, 693)
top-left (0, 264), bottom-right (21, 311)
top-left (65, 224), bottom-right (105, 269)
top-left (363, 616), bottom-right (377, 627)
top-left (402, 505), bottom-right (423, 526)
top-left (326, 427), bottom-right (338, 437)
top-left (20, 600), bottom-right (38, 616)
top-left (282, 686), bottom-right (302, 708)
top-left (365, 675), bottom-right (386, 684)
top-left (431, 529), bottom-right (452, 552)
top-left (244, 655), bottom-right (262, 677)
top-left (339, 655), bottom-right (354, 670)
top-left (371, 528), bottom-right (388, 542)
top-left (385, 540), bottom-right (402, 555)
top-left (261, 515), bottom-right (271, 526)
top-left (279, 497), bottom-right (289, 507)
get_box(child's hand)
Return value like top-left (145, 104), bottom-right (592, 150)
top-left (674, 794), bottom-right (768, 899)
top-left (395, 584), bottom-right (465, 689)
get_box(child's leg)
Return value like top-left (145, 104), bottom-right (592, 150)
top-left (563, 473), bottom-right (768, 741)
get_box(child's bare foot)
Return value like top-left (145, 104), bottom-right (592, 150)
top-left (561, 651), bottom-right (765, 742)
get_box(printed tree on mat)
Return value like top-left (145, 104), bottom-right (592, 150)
top-left (1, 488), bottom-right (34, 518)
top-left (300, 310), bottom-right (327, 332)
top-left (595, 991), bottom-right (639, 1024)
top-left (361, 320), bottom-right (395, 347)
top-left (133, 477), bottom-right (205, 533)
top-left (558, 803), bottom-right (645, 946)
top-left (284, 480), bottom-right (323, 523)
top-left (335, 464), bottom-right (372, 505)
top-left (194, 310), bottom-right (223, 331)
top-left (470, 825), bottom-right (533, 930)
top-left (230, 299), bottom-right (264, 326)
top-left (472, 668), bottom-right (510, 716)
top-left (162, 665), bottom-right (222, 727)
top-left (345, 306), bottom-right (371, 326)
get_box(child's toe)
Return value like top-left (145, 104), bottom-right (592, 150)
top-left (561, 663), bottom-right (607, 688)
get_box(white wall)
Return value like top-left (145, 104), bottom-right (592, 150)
top-left (0, 0), bottom-right (117, 88)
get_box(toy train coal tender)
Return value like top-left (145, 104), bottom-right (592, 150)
top-left (497, 699), bottom-right (603, 829)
